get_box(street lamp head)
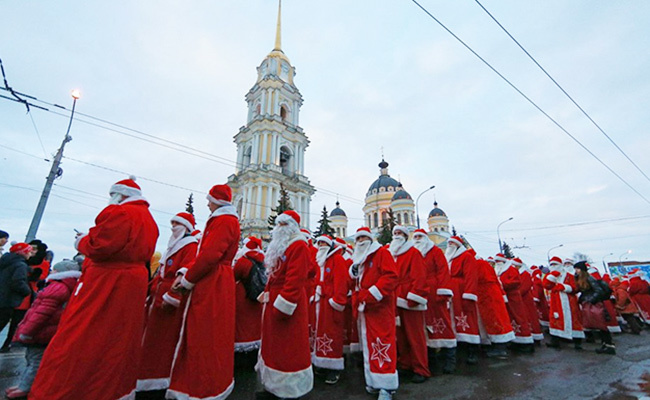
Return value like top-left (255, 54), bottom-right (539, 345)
top-left (429, 185), bottom-right (436, 190)
top-left (508, 217), bottom-right (514, 221)
top-left (71, 89), bottom-right (81, 99)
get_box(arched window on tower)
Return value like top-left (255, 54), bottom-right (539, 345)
top-left (243, 146), bottom-right (252, 166)
top-left (280, 105), bottom-right (289, 122)
top-left (373, 212), bottom-right (378, 228)
top-left (404, 213), bottom-right (409, 225)
top-left (396, 213), bottom-right (402, 225)
top-left (255, 103), bottom-right (261, 117)
top-left (279, 146), bottom-right (293, 175)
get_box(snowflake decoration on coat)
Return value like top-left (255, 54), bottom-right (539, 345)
top-left (511, 320), bottom-right (521, 334)
top-left (370, 338), bottom-right (392, 368)
top-left (455, 313), bottom-right (470, 331)
top-left (309, 326), bottom-right (317, 352)
top-left (432, 318), bottom-right (447, 334)
top-left (315, 334), bottom-right (334, 355)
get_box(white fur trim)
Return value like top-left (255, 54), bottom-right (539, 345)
top-left (354, 230), bottom-right (374, 240)
top-left (406, 292), bottom-right (428, 305)
top-left (572, 330), bottom-right (586, 339)
top-left (46, 270), bottom-right (81, 282)
top-left (316, 236), bottom-right (333, 247)
top-left (512, 334), bottom-right (534, 344)
top-left (358, 312), bottom-right (398, 391)
top-left (392, 225), bottom-right (409, 236)
top-left (560, 283), bottom-right (572, 293)
top-left (437, 288), bottom-right (453, 297)
top-left (180, 275), bottom-right (195, 290)
top-left (162, 292), bottom-right (181, 308)
top-left (328, 298), bottom-right (345, 312)
top-left (427, 338), bottom-right (457, 349)
top-left (206, 194), bottom-right (231, 207)
top-left (312, 354), bottom-right (344, 370)
top-left (368, 285), bottom-right (383, 302)
top-left (74, 233), bottom-right (87, 250)
top-left (546, 274), bottom-right (558, 283)
top-left (462, 293), bottom-right (478, 302)
top-left (170, 215), bottom-right (194, 232)
top-left (234, 340), bottom-right (260, 353)
top-left (487, 331), bottom-right (515, 343)
top-left (118, 195), bottom-right (148, 205)
top-left (166, 380), bottom-right (234, 400)
top-left (276, 213), bottom-right (299, 227)
top-left (136, 377), bottom-right (169, 392)
top-left (447, 237), bottom-right (464, 248)
top-left (176, 267), bottom-right (188, 276)
top-left (396, 297), bottom-right (427, 311)
top-left (273, 294), bottom-right (297, 316)
top-left (116, 389), bottom-right (136, 400)
top-left (532, 333), bottom-right (545, 340)
top-left (255, 355), bottom-right (313, 398)
top-left (110, 183), bottom-right (141, 198)
top-left (503, 295), bottom-right (509, 303)
top-left (455, 333), bottom-right (481, 344)
top-left (209, 204), bottom-right (238, 219)
top-left (160, 236), bottom-right (198, 273)
top-left (257, 291), bottom-right (269, 304)
top-left (607, 325), bottom-right (622, 333)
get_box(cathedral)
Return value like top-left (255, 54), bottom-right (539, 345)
top-left (227, 2), bottom-right (314, 240)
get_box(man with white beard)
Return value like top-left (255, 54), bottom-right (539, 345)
top-left (388, 226), bottom-right (430, 383)
top-left (349, 227), bottom-right (398, 400)
top-left (311, 235), bottom-right (349, 384)
top-left (446, 236), bottom-right (481, 365)
top-left (138, 212), bottom-right (198, 393)
top-left (256, 211), bottom-right (313, 400)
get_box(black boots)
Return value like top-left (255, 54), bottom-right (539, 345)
top-left (441, 347), bottom-right (457, 374)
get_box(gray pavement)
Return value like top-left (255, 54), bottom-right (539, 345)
top-left (1, 331), bottom-right (649, 399)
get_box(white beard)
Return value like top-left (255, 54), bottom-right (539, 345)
top-left (316, 246), bottom-right (329, 268)
top-left (343, 252), bottom-right (352, 261)
top-left (166, 225), bottom-right (187, 250)
top-left (563, 265), bottom-right (574, 274)
top-left (445, 245), bottom-right (458, 260)
top-left (388, 236), bottom-right (406, 255)
top-left (413, 237), bottom-right (433, 256)
top-left (265, 223), bottom-right (299, 273)
top-left (495, 261), bottom-right (510, 276)
top-left (352, 240), bottom-right (372, 266)
top-left (108, 193), bottom-right (124, 205)
top-left (549, 263), bottom-right (562, 273)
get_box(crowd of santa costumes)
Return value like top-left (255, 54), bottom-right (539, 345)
top-left (8, 179), bottom-right (650, 400)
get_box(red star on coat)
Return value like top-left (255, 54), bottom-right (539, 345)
top-left (315, 334), bottom-right (333, 355)
top-left (370, 338), bottom-right (392, 368)
top-left (455, 313), bottom-right (470, 331)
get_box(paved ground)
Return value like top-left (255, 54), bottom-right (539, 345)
top-left (1, 330), bottom-right (649, 399)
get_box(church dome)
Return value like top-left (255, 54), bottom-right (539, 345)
top-left (367, 159), bottom-right (400, 196)
top-left (428, 201), bottom-right (447, 218)
top-left (391, 185), bottom-right (412, 201)
top-left (330, 201), bottom-right (346, 217)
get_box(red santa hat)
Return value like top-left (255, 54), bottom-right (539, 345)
top-left (207, 184), bottom-right (232, 206)
top-left (334, 237), bottom-right (347, 248)
top-left (110, 176), bottom-right (141, 198)
top-left (563, 257), bottom-right (575, 266)
top-left (170, 212), bottom-right (195, 232)
top-left (412, 229), bottom-right (428, 238)
top-left (549, 256), bottom-right (563, 265)
top-left (447, 236), bottom-right (464, 248)
top-left (10, 242), bottom-right (33, 257)
top-left (487, 256), bottom-right (495, 263)
top-left (276, 210), bottom-right (300, 227)
top-left (494, 253), bottom-right (508, 263)
top-left (392, 225), bottom-right (409, 237)
top-left (316, 235), bottom-right (333, 246)
top-left (512, 257), bottom-right (523, 267)
top-left (245, 236), bottom-right (262, 250)
top-left (354, 227), bottom-right (373, 240)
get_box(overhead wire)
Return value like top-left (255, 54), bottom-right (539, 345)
top-left (473, 0), bottom-right (650, 185)
top-left (408, 0), bottom-right (650, 206)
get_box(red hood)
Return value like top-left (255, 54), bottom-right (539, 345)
top-left (245, 250), bottom-right (264, 263)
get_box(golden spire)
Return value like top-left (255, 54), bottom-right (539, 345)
top-left (273, 0), bottom-right (282, 51)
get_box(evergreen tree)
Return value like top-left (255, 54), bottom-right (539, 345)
top-left (502, 241), bottom-right (515, 258)
top-left (377, 208), bottom-right (396, 245)
top-left (268, 183), bottom-right (293, 229)
top-left (185, 193), bottom-right (194, 216)
top-left (313, 206), bottom-right (335, 238)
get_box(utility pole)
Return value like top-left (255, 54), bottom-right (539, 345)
top-left (26, 90), bottom-right (80, 242)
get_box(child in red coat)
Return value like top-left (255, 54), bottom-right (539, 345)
top-left (5, 260), bottom-right (81, 399)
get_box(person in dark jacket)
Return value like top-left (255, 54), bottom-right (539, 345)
top-left (0, 230), bottom-right (9, 255)
top-left (4, 260), bottom-right (81, 399)
top-left (574, 261), bottom-right (616, 355)
top-left (0, 243), bottom-right (33, 347)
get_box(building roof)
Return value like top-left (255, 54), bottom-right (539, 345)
top-left (367, 159), bottom-right (400, 196)
top-left (330, 201), bottom-right (347, 217)
top-left (391, 185), bottom-right (412, 201)
top-left (428, 201), bottom-right (447, 218)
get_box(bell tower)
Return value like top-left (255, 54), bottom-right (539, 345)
top-left (227, 0), bottom-right (315, 239)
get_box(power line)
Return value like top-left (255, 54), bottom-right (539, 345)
top-left (473, 0), bottom-right (650, 185)
top-left (408, 0), bottom-right (650, 206)
top-left (0, 144), bottom-right (49, 161)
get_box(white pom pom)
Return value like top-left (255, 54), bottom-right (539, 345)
top-left (129, 175), bottom-right (137, 181)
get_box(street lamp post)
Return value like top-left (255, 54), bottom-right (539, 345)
top-left (26, 90), bottom-right (80, 242)
top-left (497, 217), bottom-right (513, 253)
top-left (547, 244), bottom-right (564, 264)
top-left (602, 252), bottom-right (614, 275)
top-left (619, 250), bottom-right (632, 270)
top-left (415, 185), bottom-right (435, 229)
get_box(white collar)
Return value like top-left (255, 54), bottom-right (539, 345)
top-left (46, 270), bottom-right (82, 282)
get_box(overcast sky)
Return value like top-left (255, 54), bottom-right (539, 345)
top-left (1, 0), bottom-right (649, 268)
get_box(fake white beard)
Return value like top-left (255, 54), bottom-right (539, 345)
top-left (388, 235), bottom-right (406, 255)
top-left (167, 225), bottom-right (187, 249)
top-left (549, 263), bottom-right (562, 273)
top-left (352, 240), bottom-right (372, 266)
top-left (445, 244), bottom-right (458, 260)
top-left (413, 237), bottom-right (433, 255)
top-left (316, 246), bottom-right (329, 268)
top-left (265, 223), bottom-right (299, 273)
top-left (563, 265), bottom-right (574, 274)
top-left (495, 261), bottom-right (509, 276)
top-left (343, 252), bottom-right (352, 261)
top-left (108, 193), bottom-right (125, 205)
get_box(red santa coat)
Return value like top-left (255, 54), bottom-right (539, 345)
top-left (233, 250), bottom-right (264, 352)
top-left (351, 244), bottom-right (399, 391)
top-left (311, 248), bottom-right (350, 370)
top-left (449, 249), bottom-right (480, 344)
top-left (589, 271), bottom-right (621, 333)
top-left (342, 257), bottom-right (359, 353)
top-left (257, 238), bottom-right (313, 399)
top-left (30, 197), bottom-right (159, 400)
top-left (519, 269), bottom-right (544, 341)
top-left (393, 243), bottom-right (429, 377)
top-left (422, 244), bottom-right (456, 349)
top-left (498, 266), bottom-right (533, 344)
top-left (628, 276), bottom-right (650, 323)
top-left (138, 236), bottom-right (198, 391)
top-left (532, 271), bottom-right (550, 327)
top-left (542, 271), bottom-right (585, 339)
top-left (475, 260), bottom-right (514, 343)
top-left (167, 206), bottom-right (240, 400)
